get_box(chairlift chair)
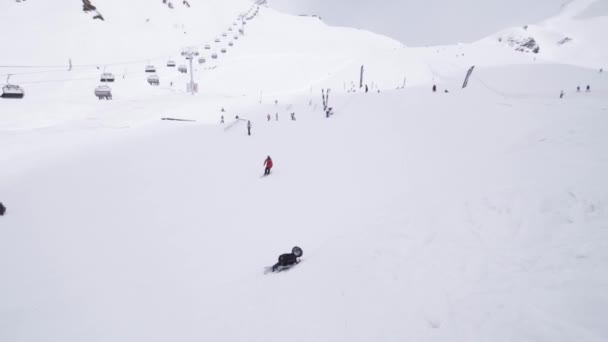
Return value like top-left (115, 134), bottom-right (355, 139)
top-left (167, 60), bottom-right (176, 67)
top-left (211, 53), bottom-right (218, 59)
top-left (204, 44), bottom-right (211, 50)
top-left (100, 72), bottom-right (115, 82)
top-left (145, 65), bottom-right (156, 73)
top-left (1, 84), bottom-right (25, 99)
top-left (94, 85), bottom-right (112, 100)
top-left (228, 41), bottom-right (234, 47)
top-left (198, 57), bottom-right (206, 64)
top-left (147, 74), bottom-right (160, 86)
top-left (214, 38), bottom-right (221, 43)
top-left (221, 48), bottom-right (227, 54)
top-left (178, 65), bottom-right (188, 73)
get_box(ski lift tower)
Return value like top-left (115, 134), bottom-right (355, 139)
top-left (182, 47), bottom-right (199, 95)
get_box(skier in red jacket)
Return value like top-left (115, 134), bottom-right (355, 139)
top-left (264, 156), bottom-right (273, 175)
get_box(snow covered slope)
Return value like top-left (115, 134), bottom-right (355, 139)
top-left (1, 0), bottom-right (608, 341)
top-left (1, 63), bottom-right (607, 341)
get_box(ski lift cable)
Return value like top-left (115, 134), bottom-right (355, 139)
top-left (1, 5), bottom-right (253, 83)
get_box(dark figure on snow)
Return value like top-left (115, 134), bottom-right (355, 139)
top-left (365, 84), bottom-right (369, 93)
top-left (247, 120), bottom-right (252, 136)
top-left (267, 113), bottom-right (271, 121)
top-left (264, 156), bottom-right (273, 175)
top-left (220, 115), bottom-right (225, 124)
top-left (291, 112), bottom-right (296, 121)
top-left (586, 85), bottom-right (591, 92)
top-left (577, 86), bottom-right (581, 92)
top-left (235, 115), bottom-right (239, 120)
top-left (275, 113), bottom-right (279, 121)
top-left (432, 84), bottom-right (437, 92)
top-left (0, 202), bottom-right (5, 216)
top-left (326, 107), bottom-right (333, 118)
top-left (560, 90), bottom-right (565, 99)
top-left (272, 246), bottom-right (303, 272)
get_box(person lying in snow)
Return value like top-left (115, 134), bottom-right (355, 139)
top-left (272, 246), bottom-right (303, 272)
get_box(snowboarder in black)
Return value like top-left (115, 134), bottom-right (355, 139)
top-left (432, 84), bottom-right (437, 92)
top-left (247, 120), bottom-right (252, 136)
top-left (0, 202), bottom-right (5, 216)
top-left (290, 112), bottom-right (296, 121)
top-left (560, 90), bottom-right (565, 99)
top-left (586, 85), bottom-right (591, 92)
top-left (220, 115), bottom-right (225, 124)
top-left (272, 246), bottom-right (303, 272)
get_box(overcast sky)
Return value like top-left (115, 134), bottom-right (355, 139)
top-left (267, 0), bottom-right (565, 46)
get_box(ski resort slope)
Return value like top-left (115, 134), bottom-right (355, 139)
top-left (1, 62), bottom-right (608, 341)
top-left (1, 0), bottom-right (608, 341)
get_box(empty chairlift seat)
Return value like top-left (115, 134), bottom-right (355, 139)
top-left (198, 57), bottom-right (206, 64)
top-left (1, 84), bottom-right (25, 99)
top-left (145, 65), bottom-right (156, 73)
top-left (234, 35), bottom-right (239, 40)
top-left (94, 85), bottom-right (112, 100)
top-left (178, 65), bottom-right (188, 73)
top-left (228, 41), bottom-right (234, 47)
top-left (214, 38), bottom-right (221, 43)
top-left (167, 60), bottom-right (176, 67)
top-left (147, 74), bottom-right (160, 86)
top-left (211, 53), bottom-right (218, 59)
top-left (222, 32), bottom-right (228, 37)
top-left (221, 48), bottom-right (227, 54)
top-left (204, 44), bottom-right (211, 50)
top-left (100, 73), bottom-right (115, 82)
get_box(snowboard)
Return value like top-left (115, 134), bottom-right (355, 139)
top-left (263, 261), bottom-right (301, 274)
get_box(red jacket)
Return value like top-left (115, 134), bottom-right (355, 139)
top-left (264, 158), bottom-right (273, 169)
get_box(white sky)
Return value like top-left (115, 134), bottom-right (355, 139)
top-left (267, 0), bottom-right (565, 46)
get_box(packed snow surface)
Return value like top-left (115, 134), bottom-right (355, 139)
top-left (1, 0), bottom-right (607, 341)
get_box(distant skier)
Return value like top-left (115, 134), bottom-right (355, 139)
top-left (0, 202), bottom-right (5, 216)
top-left (586, 85), bottom-right (591, 92)
top-left (560, 90), bottom-right (565, 99)
top-left (577, 86), bottom-right (581, 92)
top-left (290, 112), bottom-right (296, 121)
top-left (271, 246), bottom-right (303, 272)
top-left (275, 113), bottom-right (279, 121)
top-left (267, 113), bottom-right (271, 121)
top-left (220, 115), bottom-right (225, 124)
top-left (247, 120), bottom-right (252, 136)
top-left (432, 84), bottom-right (437, 92)
top-left (235, 115), bottom-right (240, 120)
top-left (365, 84), bottom-right (369, 93)
top-left (263, 156), bottom-right (273, 175)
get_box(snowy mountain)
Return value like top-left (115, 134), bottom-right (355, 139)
top-left (486, 0), bottom-right (608, 67)
top-left (1, 1), bottom-right (607, 342)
